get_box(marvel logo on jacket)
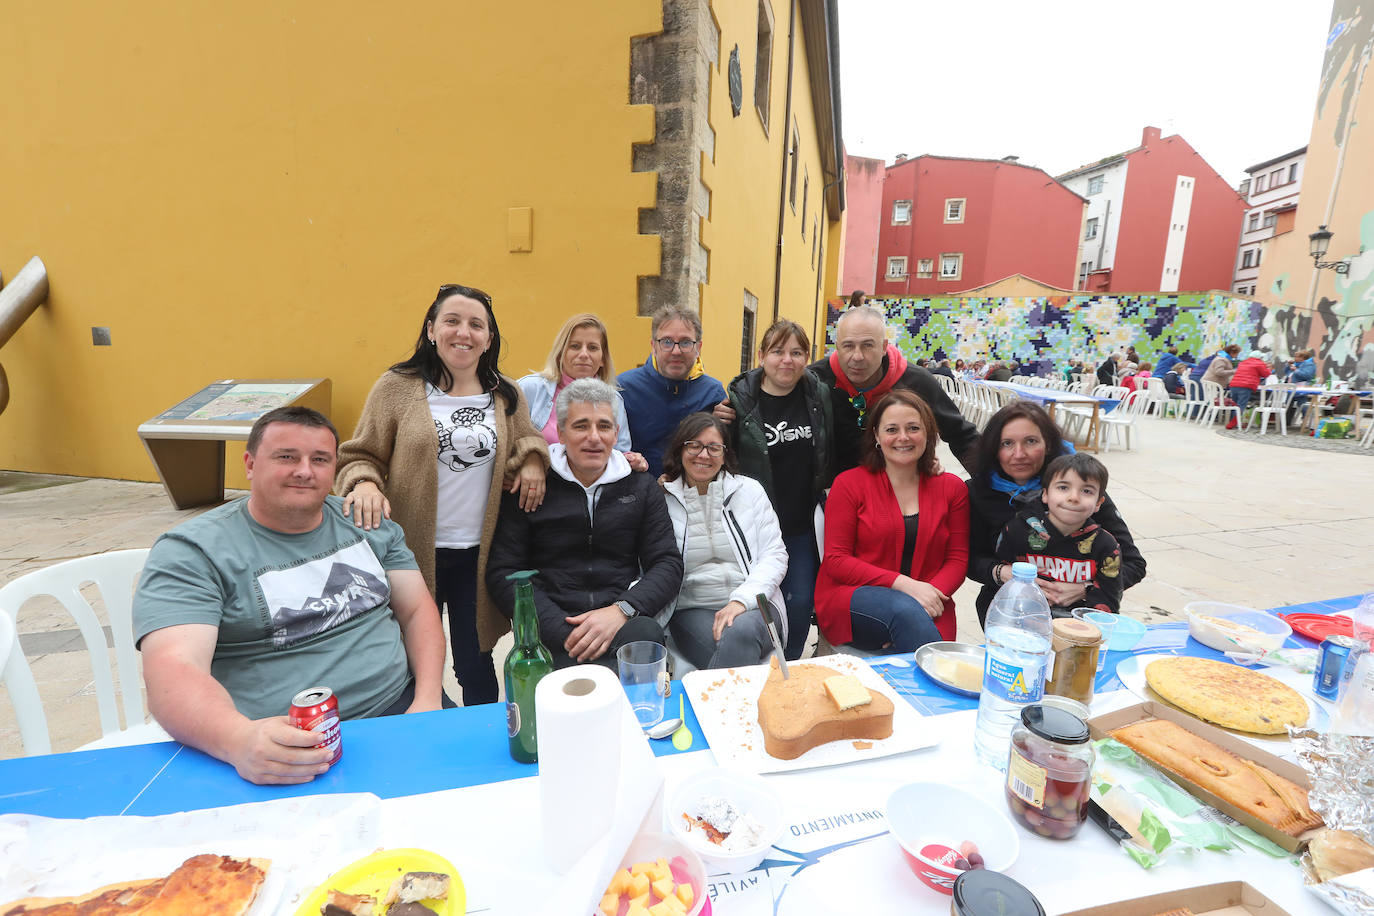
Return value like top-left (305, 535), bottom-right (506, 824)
top-left (995, 509), bottom-right (1123, 614)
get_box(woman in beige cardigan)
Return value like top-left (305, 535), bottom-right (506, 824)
top-left (336, 284), bottom-right (549, 705)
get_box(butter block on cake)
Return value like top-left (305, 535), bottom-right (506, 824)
top-left (756, 658), bottom-right (894, 759)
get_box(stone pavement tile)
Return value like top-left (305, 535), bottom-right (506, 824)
top-left (1210, 529), bottom-right (1286, 548)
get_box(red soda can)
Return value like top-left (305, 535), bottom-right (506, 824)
top-left (289, 686), bottom-right (342, 764)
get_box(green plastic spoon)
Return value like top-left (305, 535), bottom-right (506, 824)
top-left (671, 693), bottom-right (693, 750)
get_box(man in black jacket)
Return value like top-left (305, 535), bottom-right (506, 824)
top-left (487, 378), bottom-right (683, 668)
top-left (808, 306), bottom-right (980, 473)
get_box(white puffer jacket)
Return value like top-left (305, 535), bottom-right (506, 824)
top-left (660, 472), bottom-right (789, 642)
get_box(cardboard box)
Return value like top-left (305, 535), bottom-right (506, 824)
top-left (1087, 701), bottom-right (1319, 854)
top-left (1056, 880), bottom-right (1292, 916)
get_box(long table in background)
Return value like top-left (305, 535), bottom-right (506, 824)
top-left (1, 595), bottom-right (1360, 915)
top-left (981, 379), bottom-right (1120, 452)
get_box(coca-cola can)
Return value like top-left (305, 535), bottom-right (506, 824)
top-left (289, 686), bottom-right (342, 764)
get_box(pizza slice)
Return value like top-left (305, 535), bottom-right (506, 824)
top-left (2, 854), bottom-right (269, 916)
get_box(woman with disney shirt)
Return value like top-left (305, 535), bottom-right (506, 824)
top-left (336, 284), bottom-right (548, 705)
top-left (966, 401), bottom-right (1145, 627)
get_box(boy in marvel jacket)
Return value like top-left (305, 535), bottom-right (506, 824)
top-left (995, 453), bottom-right (1123, 616)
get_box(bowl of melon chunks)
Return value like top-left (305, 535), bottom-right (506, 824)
top-left (598, 832), bottom-right (708, 916)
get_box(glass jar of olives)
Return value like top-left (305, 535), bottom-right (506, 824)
top-left (1004, 704), bottom-right (1094, 840)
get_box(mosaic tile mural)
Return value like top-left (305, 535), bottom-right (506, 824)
top-left (827, 293), bottom-right (1264, 376)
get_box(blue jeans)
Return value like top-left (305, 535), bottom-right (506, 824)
top-left (780, 533), bottom-right (819, 660)
top-left (435, 547), bottom-right (499, 705)
top-left (669, 605), bottom-right (772, 670)
top-left (1228, 387), bottom-right (1255, 411)
top-left (848, 586), bottom-right (943, 653)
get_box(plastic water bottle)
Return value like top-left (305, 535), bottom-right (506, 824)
top-left (1348, 593), bottom-right (1374, 647)
top-left (974, 562), bottom-right (1053, 769)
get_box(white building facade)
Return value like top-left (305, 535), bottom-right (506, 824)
top-left (1058, 157), bottom-right (1129, 290)
top-left (1233, 147), bottom-right (1305, 297)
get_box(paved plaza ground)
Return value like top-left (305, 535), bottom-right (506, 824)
top-left (2, 414), bottom-right (1372, 759)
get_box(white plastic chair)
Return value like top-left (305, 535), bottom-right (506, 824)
top-left (1142, 377), bottom-right (1170, 417)
top-left (1167, 379), bottom-right (1205, 421)
top-left (1245, 385), bottom-right (1294, 436)
top-left (0, 548), bottom-right (171, 755)
top-left (0, 611), bottom-right (52, 755)
top-left (1361, 414), bottom-right (1374, 449)
top-left (1197, 380), bottom-right (1241, 427)
top-left (811, 502), bottom-right (876, 659)
top-left (1099, 389), bottom-right (1148, 451)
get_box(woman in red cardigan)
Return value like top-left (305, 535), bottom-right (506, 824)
top-left (815, 389), bottom-right (970, 650)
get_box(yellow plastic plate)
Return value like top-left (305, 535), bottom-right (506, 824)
top-left (292, 848), bottom-right (464, 916)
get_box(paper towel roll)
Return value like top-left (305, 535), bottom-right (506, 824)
top-left (536, 664), bottom-right (624, 872)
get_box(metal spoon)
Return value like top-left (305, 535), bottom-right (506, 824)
top-left (646, 715), bottom-right (682, 740)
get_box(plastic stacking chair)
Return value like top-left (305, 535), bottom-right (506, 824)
top-left (1245, 385), bottom-right (1294, 436)
top-left (1099, 389), bottom-right (1149, 451)
top-left (1197, 381), bottom-right (1241, 428)
top-left (0, 611), bottom-right (52, 755)
top-left (0, 548), bottom-right (171, 754)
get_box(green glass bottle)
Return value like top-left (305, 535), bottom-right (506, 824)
top-left (504, 570), bottom-right (553, 763)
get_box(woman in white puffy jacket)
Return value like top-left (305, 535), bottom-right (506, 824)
top-left (659, 412), bottom-right (789, 670)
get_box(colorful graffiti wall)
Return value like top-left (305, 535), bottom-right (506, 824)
top-left (828, 292), bottom-right (1264, 376)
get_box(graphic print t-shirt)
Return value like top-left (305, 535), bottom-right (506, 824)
top-left (758, 387), bottom-right (815, 535)
top-left (428, 387), bottom-right (498, 548)
top-left (133, 496), bottom-right (419, 720)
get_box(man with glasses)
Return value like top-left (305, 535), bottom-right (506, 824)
top-left (618, 306), bottom-right (727, 476)
top-left (810, 305), bottom-right (979, 473)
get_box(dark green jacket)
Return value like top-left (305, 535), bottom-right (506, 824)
top-left (726, 367), bottom-right (836, 511)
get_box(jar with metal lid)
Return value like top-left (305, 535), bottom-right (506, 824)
top-left (950, 868), bottom-right (1046, 916)
top-left (1044, 617), bottom-right (1101, 706)
top-left (1004, 704), bottom-right (1094, 839)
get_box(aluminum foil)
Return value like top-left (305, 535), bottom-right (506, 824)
top-left (1290, 727), bottom-right (1374, 915)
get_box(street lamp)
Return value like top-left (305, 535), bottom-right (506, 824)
top-left (1308, 225), bottom-right (1351, 274)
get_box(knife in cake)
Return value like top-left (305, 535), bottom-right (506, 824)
top-left (756, 593), bottom-right (789, 678)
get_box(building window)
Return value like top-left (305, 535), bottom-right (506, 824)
top-left (892, 200), bottom-right (912, 225)
top-left (741, 290), bottom-right (758, 374)
top-left (1087, 175), bottom-right (1104, 195)
top-left (1288, 162), bottom-right (1299, 183)
top-left (885, 256), bottom-right (908, 279)
top-left (811, 218), bottom-right (818, 266)
top-left (1254, 175), bottom-right (1266, 192)
top-left (1254, 248), bottom-right (1262, 266)
top-left (1262, 212), bottom-right (1277, 228)
top-left (1248, 214), bottom-right (1260, 231)
top-left (1085, 217), bottom-right (1098, 240)
top-left (916, 258), bottom-right (934, 278)
top-left (788, 123), bottom-right (800, 210)
top-left (944, 198), bottom-right (965, 223)
top-left (1270, 169), bottom-right (1283, 187)
top-left (1079, 261), bottom-right (1092, 288)
top-left (801, 169), bottom-right (809, 236)
top-left (940, 253), bottom-right (962, 280)
top-left (1242, 249), bottom-right (1255, 268)
top-left (754, 0), bottom-right (774, 130)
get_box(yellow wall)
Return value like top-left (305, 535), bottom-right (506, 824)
top-left (698, 0), bottom-right (835, 379)
top-left (1252, 0), bottom-right (1374, 377)
top-left (0, 2), bottom-right (663, 481)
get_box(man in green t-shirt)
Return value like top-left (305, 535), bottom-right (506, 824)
top-left (134, 407), bottom-right (447, 785)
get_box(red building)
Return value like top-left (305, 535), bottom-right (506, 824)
top-left (872, 155), bottom-right (1086, 296)
top-left (839, 154), bottom-right (886, 297)
top-left (1057, 127), bottom-right (1249, 293)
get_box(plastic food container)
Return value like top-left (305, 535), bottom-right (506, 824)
top-left (886, 782), bottom-right (1019, 896)
top-left (951, 869), bottom-right (1046, 916)
top-left (613, 833), bottom-right (708, 916)
top-left (1004, 704), bottom-right (1094, 840)
top-left (667, 768), bottom-right (784, 875)
top-left (1185, 602), bottom-right (1291, 654)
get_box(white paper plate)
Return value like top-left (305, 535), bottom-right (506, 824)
top-left (1114, 654), bottom-right (1330, 756)
top-left (681, 656), bottom-right (940, 774)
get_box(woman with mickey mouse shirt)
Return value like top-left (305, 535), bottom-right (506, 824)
top-left (336, 284), bottom-right (549, 705)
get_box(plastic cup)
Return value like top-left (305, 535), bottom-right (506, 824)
top-left (617, 640), bottom-right (669, 728)
top-left (1071, 608), bottom-right (1118, 672)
